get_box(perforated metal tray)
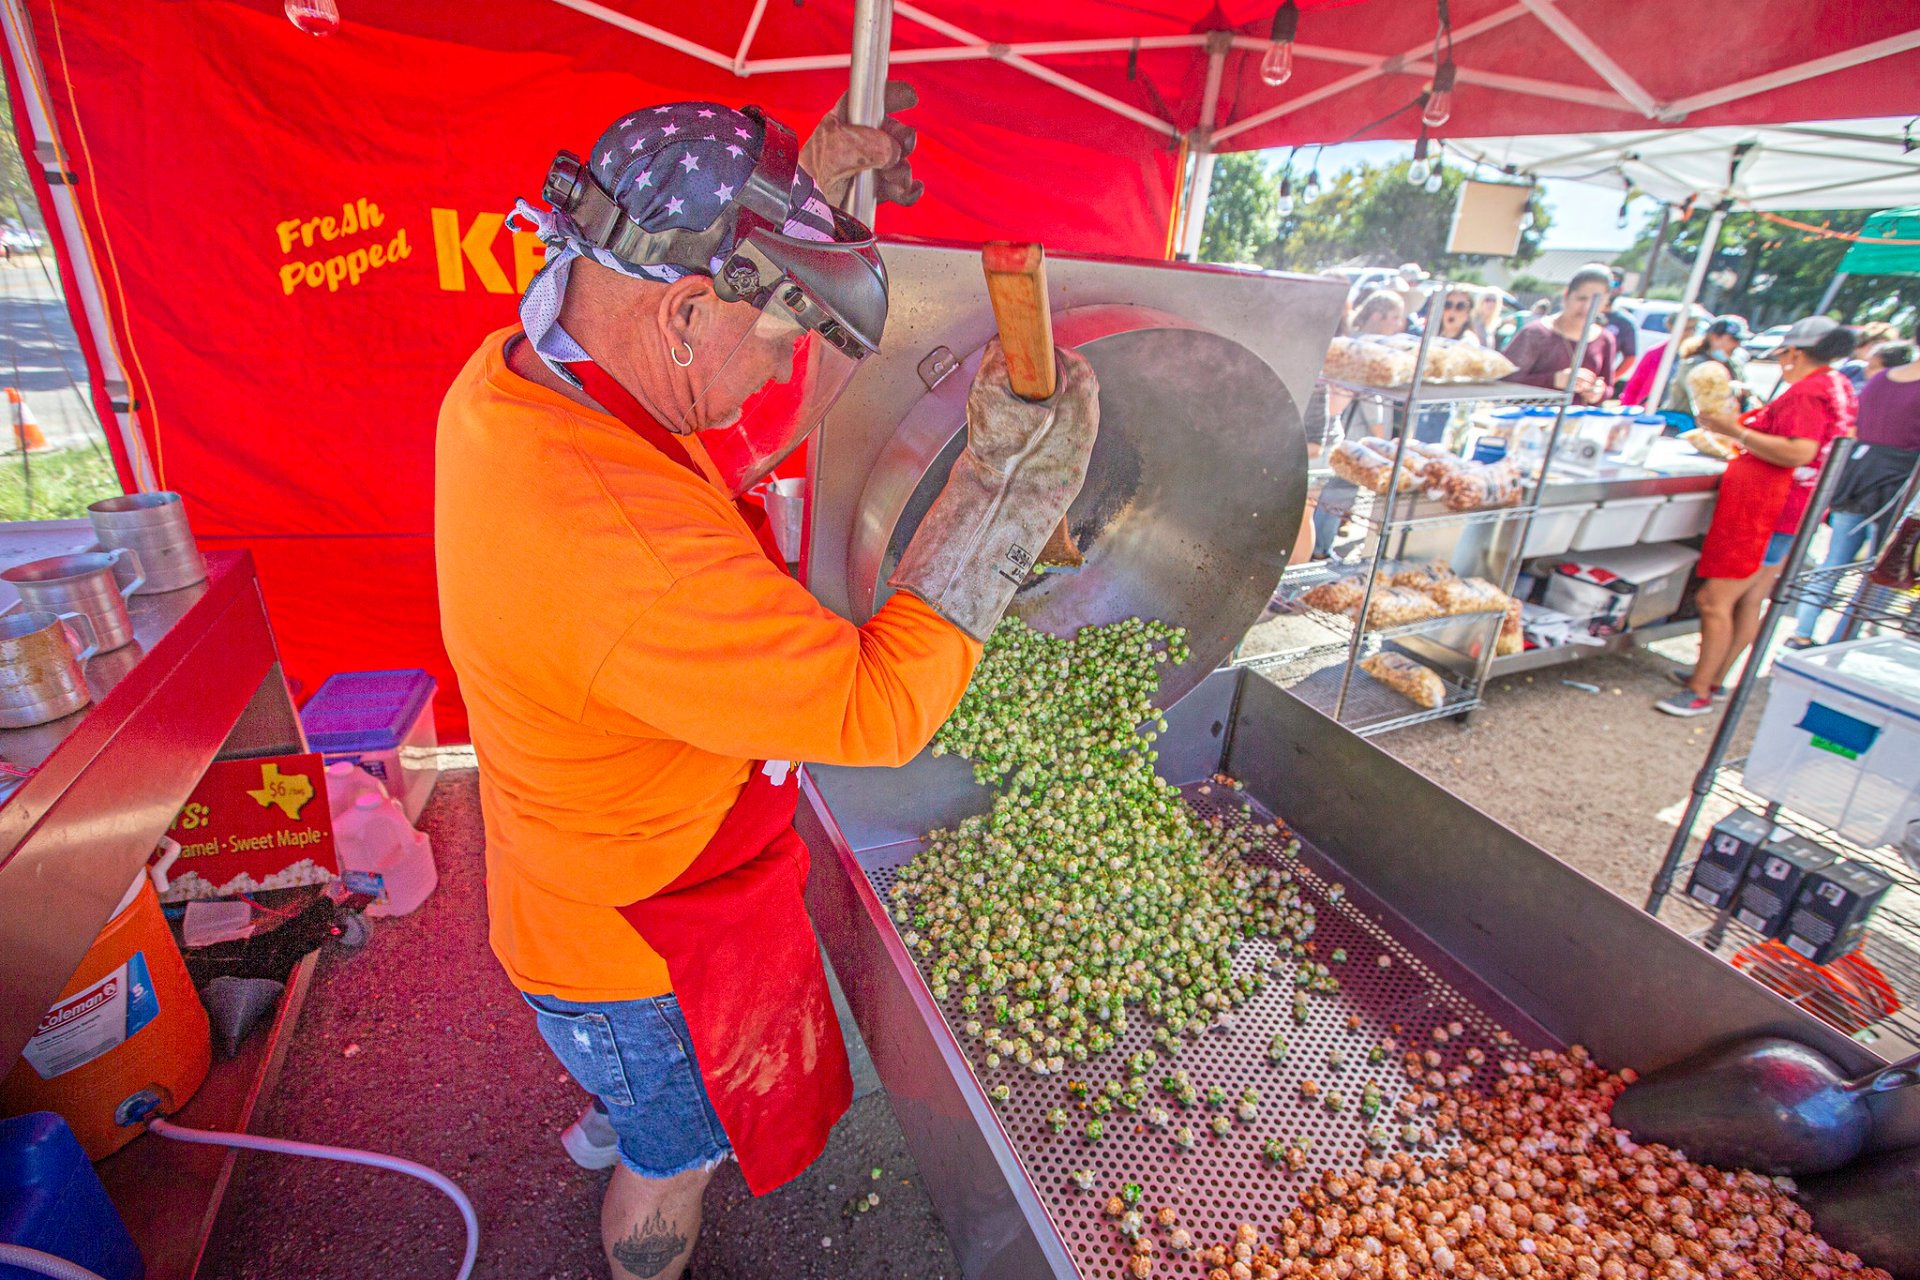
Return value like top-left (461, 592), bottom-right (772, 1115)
top-left (861, 783), bottom-right (1555, 1280)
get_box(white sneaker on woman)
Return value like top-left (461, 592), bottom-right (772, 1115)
top-left (561, 1100), bottom-right (621, 1170)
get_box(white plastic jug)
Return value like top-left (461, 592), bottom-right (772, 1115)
top-left (333, 792), bottom-right (437, 918)
top-left (325, 760), bottom-right (389, 821)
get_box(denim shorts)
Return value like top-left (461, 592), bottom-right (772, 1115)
top-left (1763, 531), bottom-right (1796, 567)
top-left (522, 990), bottom-right (732, 1178)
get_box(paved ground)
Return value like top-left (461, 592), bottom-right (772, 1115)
top-left (1378, 631), bottom-right (1762, 902)
top-left (0, 251), bottom-right (115, 452)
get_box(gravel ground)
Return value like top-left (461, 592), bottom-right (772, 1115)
top-left (202, 768), bottom-right (957, 1280)
top-left (1374, 633), bottom-right (1759, 901)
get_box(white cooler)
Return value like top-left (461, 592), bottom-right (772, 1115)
top-left (1570, 496), bottom-right (1666, 551)
top-left (1743, 636), bottom-right (1920, 849)
top-left (1641, 491), bottom-right (1717, 542)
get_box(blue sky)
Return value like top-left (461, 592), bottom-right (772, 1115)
top-left (1261, 140), bottom-right (1661, 252)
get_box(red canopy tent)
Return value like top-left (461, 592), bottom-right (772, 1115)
top-left (2, 0), bottom-right (1916, 737)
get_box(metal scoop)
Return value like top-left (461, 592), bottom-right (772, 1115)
top-left (1610, 1036), bottom-right (1920, 1175)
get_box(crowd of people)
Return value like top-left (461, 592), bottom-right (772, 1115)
top-left (1309, 259), bottom-right (1919, 721)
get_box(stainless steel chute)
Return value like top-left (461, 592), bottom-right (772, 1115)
top-left (808, 243), bottom-right (1345, 706)
top-left (848, 305), bottom-right (1309, 706)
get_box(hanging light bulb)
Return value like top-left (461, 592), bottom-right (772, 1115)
top-left (1425, 169), bottom-right (1444, 194)
top-left (1407, 131), bottom-right (1431, 186)
top-left (1276, 175), bottom-right (1295, 218)
top-left (1304, 167), bottom-right (1322, 197)
top-left (1616, 195), bottom-right (1632, 229)
top-left (1261, 1), bottom-right (1300, 88)
top-left (285, 0), bottom-right (339, 34)
top-left (1421, 62), bottom-right (1456, 129)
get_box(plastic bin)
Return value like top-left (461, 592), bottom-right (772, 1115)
top-left (1569, 496), bottom-right (1666, 551)
top-left (1742, 636), bottom-right (1920, 849)
top-left (0, 1113), bottom-right (142, 1280)
top-left (1515, 502), bottom-right (1593, 558)
top-left (1641, 491), bottom-right (1716, 541)
top-left (301, 670), bottom-right (439, 824)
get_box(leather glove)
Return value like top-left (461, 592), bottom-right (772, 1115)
top-left (799, 81), bottom-right (923, 213)
top-left (888, 340), bottom-right (1100, 641)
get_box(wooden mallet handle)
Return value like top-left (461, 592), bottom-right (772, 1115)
top-left (982, 241), bottom-right (1057, 402)
top-left (980, 241), bottom-right (1081, 568)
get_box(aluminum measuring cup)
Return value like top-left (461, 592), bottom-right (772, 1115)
top-left (2, 551), bottom-right (146, 653)
top-left (88, 491), bottom-right (206, 594)
top-left (0, 609), bottom-right (99, 728)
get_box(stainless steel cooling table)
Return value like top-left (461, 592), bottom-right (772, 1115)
top-left (801, 670), bottom-right (1920, 1279)
top-left (793, 244), bottom-right (1918, 1279)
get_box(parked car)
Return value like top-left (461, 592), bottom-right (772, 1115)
top-left (1744, 323), bottom-right (1793, 359)
top-left (1609, 298), bottom-right (1711, 363)
top-left (0, 224), bottom-right (42, 253)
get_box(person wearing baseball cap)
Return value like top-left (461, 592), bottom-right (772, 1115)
top-left (1658, 315), bottom-right (1857, 716)
top-left (435, 94), bottom-right (1100, 1277)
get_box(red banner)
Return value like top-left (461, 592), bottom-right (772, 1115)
top-left (10, 1), bottom-right (1180, 737)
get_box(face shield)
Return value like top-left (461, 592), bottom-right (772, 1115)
top-left (691, 288), bottom-right (865, 494)
top-left (536, 106), bottom-right (888, 496)
top-left (692, 210), bottom-right (887, 495)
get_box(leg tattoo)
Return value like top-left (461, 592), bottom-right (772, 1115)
top-left (611, 1208), bottom-right (689, 1278)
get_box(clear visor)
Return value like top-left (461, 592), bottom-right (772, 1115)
top-left (691, 290), bottom-right (861, 496)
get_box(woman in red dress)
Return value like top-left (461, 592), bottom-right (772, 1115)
top-left (1657, 317), bottom-right (1858, 716)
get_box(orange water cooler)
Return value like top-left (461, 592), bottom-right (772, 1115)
top-left (2, 872), bottom-right (210, 1158)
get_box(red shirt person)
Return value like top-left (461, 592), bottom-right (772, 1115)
top-left (1658, 317), bottom-right (1858, 716)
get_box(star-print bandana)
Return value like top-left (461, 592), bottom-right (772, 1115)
top-left (510, 101), bottom-right (840, 379)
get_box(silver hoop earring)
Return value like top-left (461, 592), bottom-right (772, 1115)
top-left (670, 342), bottom-right (694, 368)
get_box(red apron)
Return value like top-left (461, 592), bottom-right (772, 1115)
top-left (573, 357), bottom-right (853, 1196)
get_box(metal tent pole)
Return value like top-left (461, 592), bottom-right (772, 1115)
top-left (845, 0), bottom-right (896, 226)
top-left (1645, 442), bottom-right (1852, 913)
top-left (0, 0), bottom-right (155, 488)
top-left (1640, 202), bottom-right (1672, 298)
top-left (1814, 270), bottom-right (1849, 317)
top-left (1176, 36), bottom-right (1229, 263)
top-left (1644, 200), bottom-right (1729, 417)
top-left (1177, 150), bottom-right (1217, 261)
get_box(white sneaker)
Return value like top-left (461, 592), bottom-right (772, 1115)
top-left (560, 1101), bottom-right (620, 1170)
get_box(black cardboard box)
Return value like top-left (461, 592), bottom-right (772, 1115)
top-left (1782, 860), bottom-right (1895, 965)
top-left (1685, 808), bottom-right (1775, 911)
top-left (1734, 833), bottom-right (1836, 938)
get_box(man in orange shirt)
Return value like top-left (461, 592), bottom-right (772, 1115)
top-left (436, 97), bottom-right (1097, 1280)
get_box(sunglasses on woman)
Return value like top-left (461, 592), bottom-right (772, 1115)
top-left (1444, 300), bottom-right (1470, 311)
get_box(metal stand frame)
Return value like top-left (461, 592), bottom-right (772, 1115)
top-left (1248, 286), bottom-right (1594, 736)
top-left (1646, 447), bottom-right (1920, 1059)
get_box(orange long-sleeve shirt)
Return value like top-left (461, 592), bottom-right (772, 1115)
top-left (435, 329), bottom-right (980, 1001)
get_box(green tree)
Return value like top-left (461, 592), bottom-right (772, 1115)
top-left (1621, 208), bottom-right (1910, 327)
top-left (1265, 160), bottom-right (1550, 276)
top-left (1199, 152), bottom-right (1282, 266)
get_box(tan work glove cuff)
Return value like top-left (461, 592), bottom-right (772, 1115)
top-left (889, 348), bottom-right (1098, 641)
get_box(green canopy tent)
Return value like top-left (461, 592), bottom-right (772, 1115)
top-left (1838, 206), bottom-right (1920, 277)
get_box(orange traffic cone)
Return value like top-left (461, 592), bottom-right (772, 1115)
top-left (3, 388), bottom-right (46, 451)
